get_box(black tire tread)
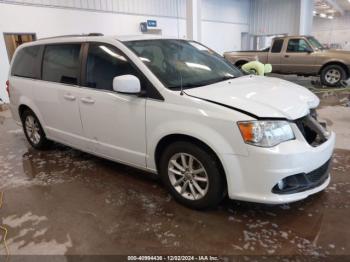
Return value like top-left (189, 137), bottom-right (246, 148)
top-left (159, 141), bottom-right (226, 210)
top-left (320, 64), bottom-right (346, 87)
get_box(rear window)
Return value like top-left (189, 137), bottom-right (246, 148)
top-left (271, 39), bottom-right (284, 53)
top-left (11, 45), bottom-right (41, 78)
top-left (42, 44), bottom-right (81, 85)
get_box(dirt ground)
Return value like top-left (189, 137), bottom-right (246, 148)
top-left (0, 77), bottom-right (350, 260)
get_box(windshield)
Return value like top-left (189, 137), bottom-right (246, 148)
top-left (124, 39), bottom-right (242, 90)
top-left (307, 37), bottom-right (325, 50)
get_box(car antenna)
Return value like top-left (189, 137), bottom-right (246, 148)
top-left (176, 1), bottom-right (184, 96)
top-left (180, 73), bottom-right (184, 96)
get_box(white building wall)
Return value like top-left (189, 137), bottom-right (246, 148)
top-left (0, 0), bottom-right (250, 102)
top-left (202, 21), bottom-right (248, 54)
top-left (0, 0), bottom-right (187, 17)
top-left (249, 0), bottom-right (301, 36)
top-left (299, 0), bottom-right (313, 35)
top-left (312, 13), bottom-right (350, 48)
top-left (202, 0), bottom-right (250, 24)
top-left (201, 0), bottom-right (250, 54)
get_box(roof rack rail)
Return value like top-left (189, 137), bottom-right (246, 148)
top-left (38, 33), bottom-right (104, 40)
top-left (88, 33), bottom-right (104, 36)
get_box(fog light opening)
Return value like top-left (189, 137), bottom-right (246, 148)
top-left (277, 180), bottom-right (285, 190)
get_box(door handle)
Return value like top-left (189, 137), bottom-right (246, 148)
top-left (81, 97), bottom-right (95, 104)
top-left (284, 55), bottom-right (290, 58)
top-left (64, 94), bottom-right (76, 101)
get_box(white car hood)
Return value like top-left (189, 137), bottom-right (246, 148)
top-left (185, 75), bottom-right (319, 120)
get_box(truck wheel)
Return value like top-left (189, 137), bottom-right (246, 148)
top-left (21, 109), bottom-right (52, 150)
top-left (159, 141), bottom-right (226, 210)
top-left (235, 61), bottom-right (248, 69)
top-left (320, 64), bottom-right (347, 87)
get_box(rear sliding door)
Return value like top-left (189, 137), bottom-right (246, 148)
top-left (32, 43), bottom-right (86, 148)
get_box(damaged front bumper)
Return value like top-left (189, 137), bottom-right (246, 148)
top-left (222, 111), bottom-right (336, 204)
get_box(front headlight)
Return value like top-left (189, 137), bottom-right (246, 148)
top-left (237, 120), bottom-right (295, 147)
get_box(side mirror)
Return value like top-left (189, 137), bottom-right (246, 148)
top-left (264, 64), bottom-right (272, 74)
top-left (113, 75), bottom-right (141, 94)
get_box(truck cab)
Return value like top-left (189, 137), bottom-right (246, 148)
top-left (268, 36), bottom-right (317, 74)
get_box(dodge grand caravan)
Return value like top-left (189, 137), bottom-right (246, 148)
top-left (8, 35), bottom-right (335, 209)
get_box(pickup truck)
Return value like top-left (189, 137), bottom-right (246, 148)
top-left (224, 35), bottom-right (350, 86)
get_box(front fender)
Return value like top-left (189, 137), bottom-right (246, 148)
top-left (146, 119), bottom-right (248, 171)
top-left (319, 59), bottom-right (350, 74)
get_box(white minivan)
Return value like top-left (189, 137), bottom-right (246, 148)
top-left (8, 35), bottom-right (335, 209)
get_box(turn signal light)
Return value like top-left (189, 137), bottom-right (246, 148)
top-left (237, 122), bottom-right (255, 142)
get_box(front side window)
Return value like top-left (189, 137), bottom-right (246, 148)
top-left (85, 43), bottom-right (138, 91)
top-left (124, 39), bottom-right (242, 90)
top-left (42, 44), bottom-right (81, 85)
top-left (287, 39), bottom-right (312, 53)
top-left (11, 45), bottom-right (41, 78)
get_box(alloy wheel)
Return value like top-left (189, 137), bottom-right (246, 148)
top-left (325, 69), bottom-right (341, 84)
top-left (168, 153), bottom-right (209, 200)
top-left (25, 115), bottom-right (41, 145)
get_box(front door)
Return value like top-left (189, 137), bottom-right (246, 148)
top-left (78, 43), bottom-right (147, 168)
top-left (279, 38), bottom-right (317, 74)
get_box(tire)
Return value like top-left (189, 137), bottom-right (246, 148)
top-left (235, 61), bottom-right (248, 69)
top-left (320, 64), bottom-right (347, 87)
top-left (159, 141), bottom-right (226, 210)
top-left (21, 109), bottom-right (52, 150)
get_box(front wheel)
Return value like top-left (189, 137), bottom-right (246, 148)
top-left (320, 65), bottom-right (347, 87)
top-left (159, 141), bottom-right (226, 209)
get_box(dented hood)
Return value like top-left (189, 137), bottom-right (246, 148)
top-left (185, 75), bottom-right (319, 120)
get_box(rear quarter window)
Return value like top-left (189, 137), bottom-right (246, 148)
top-left (271, 39), bottom-right (284, 53)
top-left (11, 45), bottom-right (41, 78)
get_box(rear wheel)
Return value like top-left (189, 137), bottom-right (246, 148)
top-left (21, 109), bottom-right (52, 149)
top-left (235, 61), bottom-right (248, 69)
top-left (159, 141), bottom-right (226, 209)
top-left (320, 64), bottom-right (347, 87)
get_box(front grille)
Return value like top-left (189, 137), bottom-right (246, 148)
top-left (272, 158), bottom-right (331, 195)
top-left (295, 117), bottom-right (318, 144)
top-left (294, 111), bottom-right (329, 147)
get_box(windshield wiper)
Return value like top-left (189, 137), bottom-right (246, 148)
top-left (205, 75), bottom-right (238, 84)
top-left (168, 76), bottom-right (238, 90)
top-left (219, 75), bottom-right (237, 81)
top-left (168, 83), bottom-right (203, 90)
